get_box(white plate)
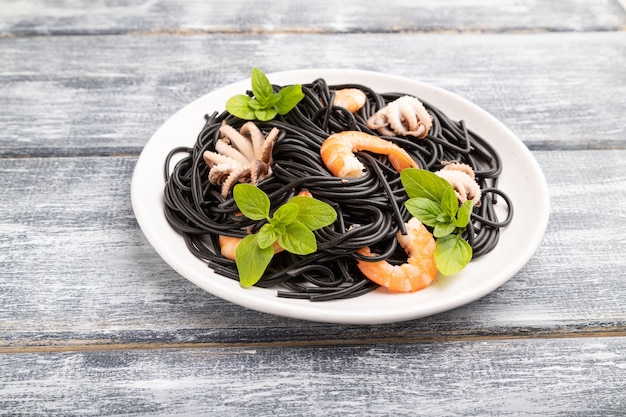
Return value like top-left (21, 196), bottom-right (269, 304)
top-left (131, 69), bottom-right (549, 324)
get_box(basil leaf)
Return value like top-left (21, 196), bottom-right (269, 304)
top-left (236, 234), bottom-right (275, 287)
top-left (275, 84), bottom-right (305, 115)
top-left (400, 168), bottom-right (451, 202)
top-left (288, 196), bottom-right (337, 230)
top-left (277, 221), bottom-right (317, 255)
top-left (436, 212), bottom-right (452, 224)
top-left (270, 202), bottom-right (300, 229)
top-left (251, 67), bottom-right (273, 106)
top-left (233, 184), bottom-right (270, 220)
top-left (268, 93), bottom-right (282, 106)
top-left (225, 94), bottom-right (255, 120)
top-left (434, 233), bottom-right (472, 276)
top-left (254, 107), bottom-right (278, 122)
top-left (257, 223), bottom-right (278, 249)
top-left (247, 98), bottom-right (262, 110)
top-left (441, 186), bottom-right (459, 218)
top-left (405, 197), bottom-right (442, 227)
top-left (433, 221), bottom-right (456, 238)
top-left (227, 68), bottom-right (304, 121)
top-left (456, 199), bottom-right (474, 228)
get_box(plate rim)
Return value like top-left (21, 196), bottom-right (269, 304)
top-left (131, 68), bottom-right (550, 324)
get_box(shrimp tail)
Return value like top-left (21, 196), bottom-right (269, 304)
top-left (388, 152), bottom-right (418, 173)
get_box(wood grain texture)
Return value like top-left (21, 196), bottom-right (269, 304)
top-left (0, 32), bottom-right (624, 157)
top-left (2, 337), bottom-right (625, 416)
top-left (1, 149), bottom-right (625, 348)
top-left (1, 0), bottom-right (624, 36)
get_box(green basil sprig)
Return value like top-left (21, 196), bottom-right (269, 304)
top-left (226, 67), bottom-right (304, 121)
top-left (400, 168), bottom-right (474, 275)
top-left (232, 184), bottom-right (337, 287)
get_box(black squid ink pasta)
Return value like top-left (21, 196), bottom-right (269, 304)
top-left (163, 78), bottom-right (513, 301)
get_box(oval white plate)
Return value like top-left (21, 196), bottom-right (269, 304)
top-left (131, 69), bottom-right (549, 324)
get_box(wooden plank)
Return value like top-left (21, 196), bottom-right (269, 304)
top-left (1, 337), bottom-right (626, 415)
top-left (1, 32), bottom-right (624, 156)
top-left (1, 149), bottom-right (625, 347)
top-left (1, 0), bottom-right (624, 36)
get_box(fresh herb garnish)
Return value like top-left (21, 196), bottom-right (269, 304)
top-left (226, 67), bottom-right (305, 121)
top-left (232, 184), bottom-right (337, 287)
top-left (400, 168), bottom-right (474, 275)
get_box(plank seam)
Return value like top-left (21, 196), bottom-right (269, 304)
top-left (3, 140), bottom-right (626, 160)
top-left (1, 26), bottom-right (624, 39)
top-left (3, 330), bottom-right (626, 355)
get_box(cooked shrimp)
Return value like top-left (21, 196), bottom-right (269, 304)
top-left (297, 189), bottom-right (312, 198)
top-left (218, 235), bottom-right (283, 261)
top-left (320, 131), bottom-right (418, 178)
top-left (357, 217), bottom-right (438, 292)
top-left (218, 235), bottom-right (244, 260)
top-left (333, 88), bottom-right (367, 113)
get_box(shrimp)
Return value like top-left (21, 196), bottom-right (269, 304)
top-left (218, 235), bottom-right (283, 261)
top-left (219, 235), bottom-right (244, 260)
top-left (356, 217), bottom-right (438, 292)
top-left (320, 131), bottom-right (418, 178)
top-left (333, 88), bottom-right (367, 114)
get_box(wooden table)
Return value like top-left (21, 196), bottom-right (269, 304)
top-left (2, 1), bottom-right (625, 415)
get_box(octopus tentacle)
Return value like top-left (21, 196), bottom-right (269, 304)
top-left (203, 151), bottom-right (241, 168)
top-left (215, 139), bottom-right (250, 166)
top-left (240, 121), bottom-right (266, 160)
top-left (260, 127), bottom-right (279, 164)
top-left (441, 161), bottom-right (476, 180)
top-left (219, 124), bottom-right (257, 162)
top-left (435, 163), bottom-right (482, 204)
top-left (221, 166), bottom-right (251, 198)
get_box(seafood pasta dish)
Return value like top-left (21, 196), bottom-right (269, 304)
top-left (163, 68), bottom-right (513, 301)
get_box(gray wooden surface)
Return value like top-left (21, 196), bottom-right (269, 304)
top-left (1, 1), bottom-right (626, 416)
top-left (2, 0), bottom-right (624, 35)
top-left (2, 32), bottom-right (626, 157)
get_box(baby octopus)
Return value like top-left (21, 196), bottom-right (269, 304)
top-left (367, 95), bottom-right (433, 138)
top-left (435, 162), bottom-right (482, 205)
top-left (203, 122), bottom-right (279, 198)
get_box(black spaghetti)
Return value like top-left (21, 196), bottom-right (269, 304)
top-left (163, 77), bottom-right (513, 301)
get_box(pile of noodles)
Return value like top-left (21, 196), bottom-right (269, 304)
top-left (163, 78), bottom-right (513, 301)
